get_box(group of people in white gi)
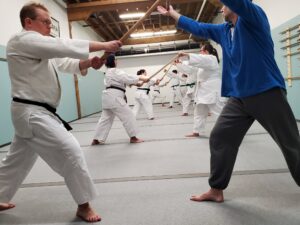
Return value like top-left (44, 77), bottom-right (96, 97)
top-left (92, 42), bottom-right (226, 146)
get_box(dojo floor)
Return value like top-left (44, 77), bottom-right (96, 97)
top-left (1, 104), bottom-right (300, 225)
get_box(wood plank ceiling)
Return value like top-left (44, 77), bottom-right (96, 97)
top-left (64, 0), bottom-right (222, 45)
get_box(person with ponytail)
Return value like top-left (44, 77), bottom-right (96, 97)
top-left (132, 69), bottom-right (157, 120)
top-left (91, 54), bottom-right (148, 145)
top-left (178, 43), bottom-right (225, 138)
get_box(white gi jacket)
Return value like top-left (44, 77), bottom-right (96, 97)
top-left (135, 77), bottom-right (157, 99)
top-left (3, 30), bottom-right (98, 205)
top-left (7, 30), bottom-right (89, 138)
top-left (176, 61), bottom-right (197, 95)
top-left (102, 68), bottom-right (139, 109)
top-left (166, 71), bottom-right (180, 87)
top-left (188, 53), bottom-right (222, 104)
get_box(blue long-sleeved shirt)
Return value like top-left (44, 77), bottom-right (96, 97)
top-left (177, 0), bottom-right (285, 98)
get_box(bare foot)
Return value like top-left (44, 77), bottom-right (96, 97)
top-left (181, 113), bottom-right (188, 116)
top-left (185, 133), bottom-right (200, 138)
top-left (190, 189), bottom-right (224, 203)
top-left (0, 203), bottom-right (15, 211)
top-left (149, 117), bottom-right (154, 120)
top-left (168, 106), bottom-right (173, 108)
top-left (91, 139), bottom-right (104, 145)
top-left (76, 203), bottom-right (101, 223)
top-left (130, 137), bottom-right (144, 143)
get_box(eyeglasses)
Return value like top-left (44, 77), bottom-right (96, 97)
top-left (34, 18), bottom-right (52, 26)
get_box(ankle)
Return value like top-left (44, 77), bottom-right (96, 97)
top-left (78, 202), bottom-right (90, 209)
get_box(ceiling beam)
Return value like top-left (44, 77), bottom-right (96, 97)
top-left (66, 0), bottom-right (216, 21)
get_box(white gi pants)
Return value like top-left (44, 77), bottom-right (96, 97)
top-left (94, 104), bottom-right (138, 141)
top-left (132, 95), bottom-right (154, 119)
top-left (169, 88), bottom-right (176, 107)
top-left (0, 106), bottom-right (97, 205)
top-left (177, 87), bottom-right (186, 105)
top-left (182, 93), bottom-right (194, 114)
top-left (193, 101), bottom-right (225, 134)
top-left (151, 91), bottom-right (166, 104)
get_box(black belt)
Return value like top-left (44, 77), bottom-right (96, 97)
top-left (171, 84), bottom-right (179, 88)
top-left (186, 82), bottom-right (196, 88)
top-left (106, 86), bottom-right (127, 102)
top-left (12, 97), bottom-right (72, 131)
top-left (154, 90), bottom-right (160, 94)
top-left (137, 88), bottom-right (150, 95)
top-left (106, 86), bottom-right (126, 93)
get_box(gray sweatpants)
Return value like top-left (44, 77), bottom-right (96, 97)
top-left (209, 88), bottom-right (300, 189)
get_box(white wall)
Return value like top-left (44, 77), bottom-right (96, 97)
top-left (254, 0), bottom-right (299, 29)
top-left (0, 0), bottom-right (29, 45)
top-left (0, 0), bottom-right (101, 46)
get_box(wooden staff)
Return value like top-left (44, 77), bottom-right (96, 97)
top-left (160, 63), bottom-right (174, 80)
top-left (120, 0), bottom-right (164, 42)
top-left (101, 0), bottom-right (163, 61)
top-left (148, 54), bottom-right (179, 79)
top-left (161, 78), bottom-right (172, 86)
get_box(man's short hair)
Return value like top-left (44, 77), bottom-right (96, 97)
top-left (20, 2), bottom-right (48, 27)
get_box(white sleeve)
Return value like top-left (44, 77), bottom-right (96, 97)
top-left (8, 31), bottom-right (89, 60)
top-left (117, 69), bottom-right (139, 85)
top-left (176, 63), bottom-right (193, 75)
top-left (189, 54), bottom-right (219, 70)
top-left (53, 58), bottom-right (81, 75)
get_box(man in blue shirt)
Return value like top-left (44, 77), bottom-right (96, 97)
top-left (158, 0), bottom-right (300, 202)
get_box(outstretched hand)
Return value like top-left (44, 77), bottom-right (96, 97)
top-left (157, 5), bottom-right (169, 16)
top-left (157, 5), bottom-right (180, 21)
top-left (157, 5), bottom-right (175, 16)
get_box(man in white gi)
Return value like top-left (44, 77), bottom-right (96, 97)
top-left (0, 2), bottom-right (121, 223)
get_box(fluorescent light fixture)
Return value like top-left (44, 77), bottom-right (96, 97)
top-left (131, 30), bottom-right (177, 38)
top-left (119, 13), bottom-right (145, 19)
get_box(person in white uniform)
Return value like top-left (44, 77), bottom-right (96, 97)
top-left (132, 69), bottom-right (157, 120)
top-left (176, 60), bottom-right (197, 116)
top-left (179, 43), bottom-right (225, 137)
top-left (0, 3), bottom-right (121, 223)
top-left (178, 73), bottom-right (188, 107)
top-left (166, 69), bottom-right (181, 108)
top-left (151, 79), bottom-right (166, 107)
top-left (91, 55), bottom-right (148, 145)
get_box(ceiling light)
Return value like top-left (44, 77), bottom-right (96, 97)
top-left (130, 30), bottom-right (177, 38)
top-left (119, 13), bottom-right (145, 19)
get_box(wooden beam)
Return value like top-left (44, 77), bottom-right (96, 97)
top-left (87, 18), bottom-right (115, 40)
top-left (67, 0), bottom-right (206, 21)
top-left (106, 11), bottom-right (123, 37)
top-left (97, 15), bottom-right (120, 39)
